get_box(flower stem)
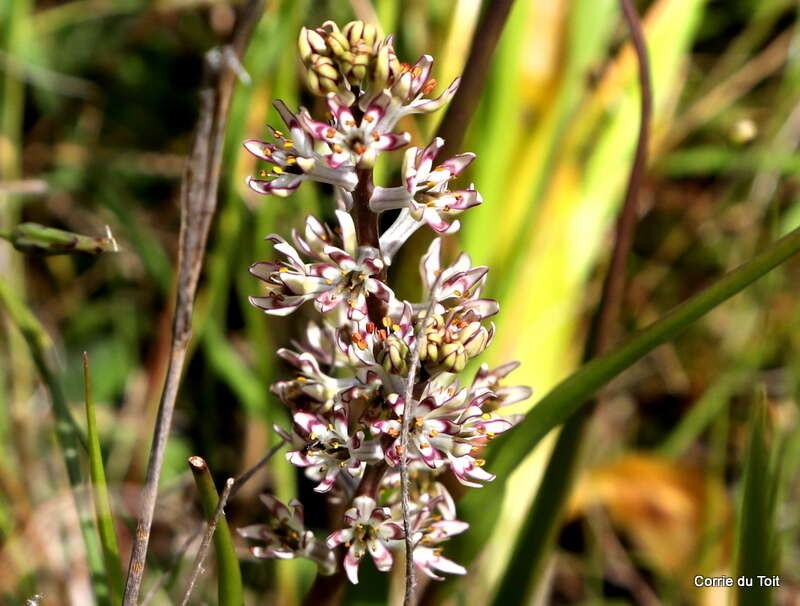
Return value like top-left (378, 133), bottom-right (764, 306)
top-left (352, 166), bottom-right (386, 323)
top-left (353, 167), bottom-right (378, 248)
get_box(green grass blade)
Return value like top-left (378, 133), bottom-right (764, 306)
top-left (490, 409), bottom-right (589, 606)
top-left (491, 223), bottom-right (800, 480)
top-left (736, 389), bottom-right (777, 606)
top-left (188, 456), bottom-right (243, 606)
top-left (83, 352), bottom-right (124, 605)
top-left (440, 222), bottom-right (800, 581)
top-left (0, 280), bottom-right (109, 605)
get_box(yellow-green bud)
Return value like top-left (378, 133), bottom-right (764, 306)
top-left (326, 30), bottom-right (351, 58)
top-left (377, 335), bottom-right (409, 375)
top-left (298, 27), bottom-right (328, 61)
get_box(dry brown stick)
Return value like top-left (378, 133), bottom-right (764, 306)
top-left (121, 2), bottom-right (265, 603)
top-left (178, 477), bottom-right (235, 606)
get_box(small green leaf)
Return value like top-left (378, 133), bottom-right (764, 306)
top-left (83, 353), bottom-right (124, 605)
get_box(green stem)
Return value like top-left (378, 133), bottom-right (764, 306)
top-left (83, 353), bottom-right (124, 604)
top-left (188, 456), bottom-right (243, 606)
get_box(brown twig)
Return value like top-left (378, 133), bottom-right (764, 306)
top-left (178, 476), bottom-right (235, 606)
top-left (433, 0), bottom-right (516, 160)
top-left (121, 2), bottom-right (265, 603)
top-left (590, 0), bottom-right (652, 357)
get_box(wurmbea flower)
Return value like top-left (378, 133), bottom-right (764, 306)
top-left (239, 18), bottom-right (532, 595)
top-left (238, 494), bottom-right (336, 574)
top-left (248, 211), bottom-right (391, 319)
top-left (370, 138), bottom-right (481, 234)
top-left (287, 405), bottom-right (382, 493)
top-left (326, 496), bottom-right (404, 584)
top-left (245, 101), bottom-right (358, 197)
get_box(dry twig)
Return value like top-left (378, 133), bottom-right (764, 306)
top-left (122, 1), bottom-right (265, 603)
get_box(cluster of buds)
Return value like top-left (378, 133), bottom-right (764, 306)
top-left (298, 21), bottom-right (401, 103)
top-left (239, 20), bottom-right (530, 588)
top-left (417, 307), bottom-right (494, 373)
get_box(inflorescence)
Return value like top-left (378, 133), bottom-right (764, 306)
top-left (238, 19), bottom-right (531, 586)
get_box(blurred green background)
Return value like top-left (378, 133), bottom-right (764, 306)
top-left (3, 0), bottom-right (800, 604)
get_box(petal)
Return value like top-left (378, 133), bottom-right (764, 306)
top-left (259, 494), bottom-right (291, 520)
top-left (344, 546), bottom-right (362, 584)
top-left (248, 295), bottom-right (306, 316)
top-left (439, 152), bottom-right (475, 177)
top-left (335, 210), bottom-right (358, 257)
top-left (247, 175), bottom-right (303, 197)
top-left (326, 528), bottom-right (353, 549)
top-left (369, 186), bottom-right (413, 212)
top-left (243, 139), bottom-right (278, 163)
top-left (368, 540), bottom-right (394, 572)
top-left (375, 132), bottom-right (411, 152)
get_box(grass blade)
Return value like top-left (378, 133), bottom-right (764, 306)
top-left (440, 221), bottom-right (800, 582)
top-left (0, 279), bottom-right (108, 605)
top-left (489, 409), bottom-right (588, 606)
top-left (83, 352), bottom-right (124, 605)
top-left (491, 222), bottom-right (800, 480)
top-left (736, 389), bottom-right (778, 606)
top-left (188, 456), bottom-right (243, 606)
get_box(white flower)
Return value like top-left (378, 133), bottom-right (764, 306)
top-left (326, 496), bottom-right (404, 584)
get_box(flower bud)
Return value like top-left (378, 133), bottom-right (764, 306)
top-left (417, 310), bottom-right (492, 373)
top-left (298, 27), bottom-right (328, 61)
top-left (326, 30), bottom-right (351, 58)
top-left (377, 334), bottom-right (409, 375)
top-left (371, 43), bottom-right (391, 90)
top-left (6, 222), bottom-right (118, 256)
top-left (343, 20), bottom-right (365, 46)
